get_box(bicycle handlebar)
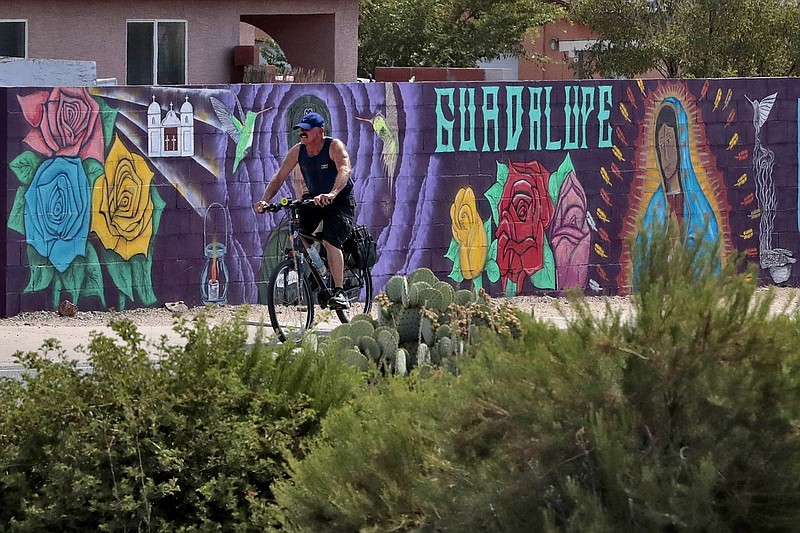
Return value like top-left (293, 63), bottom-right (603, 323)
top-left (256, 197), bottom-right (315, 213)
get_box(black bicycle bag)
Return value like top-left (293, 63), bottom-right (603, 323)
top-left (345, 225), bottom-right (377, 270)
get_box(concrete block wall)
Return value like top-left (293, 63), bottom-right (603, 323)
top-left (1, 78), bottom-right (798, 316)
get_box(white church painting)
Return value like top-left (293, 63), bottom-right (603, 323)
top-left (148, 96), bottom-right (195, 157)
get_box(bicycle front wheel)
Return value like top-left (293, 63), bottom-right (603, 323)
top-left (267, 259), bottom-right (315, 342)
top-left (336, 267), bottom-right (374, 323)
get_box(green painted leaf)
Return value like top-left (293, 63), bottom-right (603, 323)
top-left (59, 254), bottom-right (87, 302)
top-left (94, 95), bottom-right (119, 151)
top-left (485, 161), bottom-right (508, 226)
top-left (548, 153), bottom-right (574, 205)
top-left (496, 160), bottom-right (509, 187)
top-left (8, 186), bottom-right (28, 235)
top-left (445, 237), bottom-right (460, 262)
top-left (532, 236), bottom-right (556, 290)
top-left (130, 185), bottom-right (166, 305)
top-left (52, 276), bottom-right (63, 308)
top-left (131, 255), bottom-right (157, 305)
top-left (103, 248), bottom-right (135, 302)
top-left (486, 258), bottom-right (500, 283)
top-left (446, 239), bottom-right (464, 283)
top-left (9, 151), bottom-right (43, 185)
top-left (24, 245), bottom-right (55, 293)
top-left (82, 158), bottom-right (105, 184)
top-left (488, 238), bottom-right (498, 262)
top-left (80, 242), bottom-right (106, 305)
top-left (504, 279), bottom-right (517, 298)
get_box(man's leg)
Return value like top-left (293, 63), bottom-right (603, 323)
top-left (323, 240), bottom-right (345, 289)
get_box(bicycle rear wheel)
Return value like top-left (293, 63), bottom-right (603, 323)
top-left (336, 266), bottom-right (374, 323)
top-left (267, 259), bottom-right (315, 342)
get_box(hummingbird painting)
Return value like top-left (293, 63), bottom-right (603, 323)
top-left (210, 96), bottom-right (272, 173)
top-left (356, 83), bottom-right (399, 189)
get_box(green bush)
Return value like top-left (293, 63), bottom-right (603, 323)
top-left (0, 313), bottom-right (364, 531)
top-left (273, 226), bottom-right (800, 531)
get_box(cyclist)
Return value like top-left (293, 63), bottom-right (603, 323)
top-left (254, 112), bottom-right (356, 309)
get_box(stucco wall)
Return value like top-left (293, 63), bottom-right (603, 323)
top-left (2, 79), bottom-right (798, 316)
top-left (0, 0), bottom-right (357, 83)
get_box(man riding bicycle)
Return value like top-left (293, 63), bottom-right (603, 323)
top-left (254, 112), bottom-right (356, 309)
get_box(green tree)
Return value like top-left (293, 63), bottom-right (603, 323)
top-left (570, 0), bottom-right (800, 78)
top-left (358, 0), bottom-right (564, 78)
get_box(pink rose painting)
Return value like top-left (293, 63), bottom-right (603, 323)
top-left (547, 169), bottom-right (591, 292)
top-left (17, 87), bottom-right (105, 163)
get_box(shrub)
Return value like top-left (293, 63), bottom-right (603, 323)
top-left (273, 226), bottom-right (800, 531)
top-left (0, 312), bottom-right (364, 531)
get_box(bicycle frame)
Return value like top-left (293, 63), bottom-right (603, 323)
top-left (281, 199), bottom-right (335, 303)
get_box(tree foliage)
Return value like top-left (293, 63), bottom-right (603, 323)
top-left (357, 0), bottom-right (564, 78)
top-left (569, 0), bottom-right (800, 78)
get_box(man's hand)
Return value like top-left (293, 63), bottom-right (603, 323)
top-left (253, 200), bottom-right (268, 214)
top-left (313, 192), bottom-right (336, 206)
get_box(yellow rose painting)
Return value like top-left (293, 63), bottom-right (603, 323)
top-left (450, 187), bottom-right (487, 279)
top-left (93, 136), bottom-right (155, 260)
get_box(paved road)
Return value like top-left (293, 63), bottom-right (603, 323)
top-left (0, 324), bottom-right (187, 363)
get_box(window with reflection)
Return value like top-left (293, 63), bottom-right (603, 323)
top-left (127, 20), bottom-right (186, 85)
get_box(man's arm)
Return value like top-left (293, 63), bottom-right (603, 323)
top-left (254, 144), bottom-right (300, 212)
top-left (315, 138), bottom-right (352, 206)
top-left (292, 165), bottom-right (308, 198)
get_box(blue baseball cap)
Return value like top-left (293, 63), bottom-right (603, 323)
top-left (293, 112), bottom-right (325, 130)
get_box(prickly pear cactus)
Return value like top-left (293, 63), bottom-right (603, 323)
top-left (408, 267), bottom-right (438, 286)
top-left (377, 328), bottom-right (399, 358)
top-left (340, 349), bottom-right (369, 372)
top-left (420, 316), bottom-right (435, 346)
top-left (349, 319), bottom-right (375, 340)
top-left (395, 307), bottom-right (422, 343)
top-left (417, 343), bottom-right (431, 366)
top-left (454, 289), bottom-right (476, 306)
top-left (359, 335), bottom-right (381, 361)
top-left (435, 324), bottom-right (452, 341)
top-left (384, 275), bottom-right (409, 306)
top-left (395, 348), bottom-right (408, 376)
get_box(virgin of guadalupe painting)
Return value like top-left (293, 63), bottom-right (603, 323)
top-left (621, 85), bottom-right (733, 292)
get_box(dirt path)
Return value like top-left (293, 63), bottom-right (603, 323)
top-left (0, 287), bottom-right (797, 364)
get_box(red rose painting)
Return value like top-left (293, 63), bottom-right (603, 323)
top-left (496, 160), bottom-right (554, 289)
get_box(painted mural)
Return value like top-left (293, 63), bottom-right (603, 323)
top-left (3, 78), bottom-right (800, 315)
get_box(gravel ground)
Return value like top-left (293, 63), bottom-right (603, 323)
top-left (0, 287), bottom-right (798, 364)
top-left (1, 286), bottom-right (798, 329)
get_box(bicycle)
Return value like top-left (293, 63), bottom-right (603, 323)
top-left (260, 197), bottom-right (374, 342)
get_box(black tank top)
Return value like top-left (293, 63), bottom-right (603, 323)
top-left (298, 137), bottom-right (354, 198)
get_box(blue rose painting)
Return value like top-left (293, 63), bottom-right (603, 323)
top-left (24, 157), bottom-right (91, 273)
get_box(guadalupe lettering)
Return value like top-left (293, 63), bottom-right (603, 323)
top-left (435, 84), bottom-right (615, 153)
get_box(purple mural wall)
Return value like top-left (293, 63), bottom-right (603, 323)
top-left (1, 79), bottom-right (798, 316)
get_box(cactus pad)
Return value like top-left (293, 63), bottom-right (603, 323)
top-left (349, 319), bottom-right (375, 340)
top-left (384, 275), bottom-right (409, 305)
top-left (395, 348), bottom-right (408, 376)
top-left (377, 329), bottom-right (399, 357)
top-left (455, 289), bottom-right (476, 306)
top-left (408, 267), bottom-right (438, 286)
top-left (359, 335), bottom-right (382, 361)
top-left (340, 349), bottom-right (369, 372)
top-left (395, 307), bottom-right (422, 343)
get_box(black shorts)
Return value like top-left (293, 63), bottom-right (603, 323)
top-left (298, 193), bottom-right (355, 249)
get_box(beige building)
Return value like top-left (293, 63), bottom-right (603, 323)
top-left (0, 0), bottom-right (358, 84)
